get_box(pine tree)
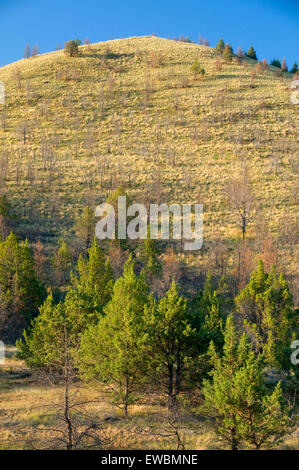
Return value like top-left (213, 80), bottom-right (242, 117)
top-left (144, 281), bottom-right (195, 410)
top-left (77, 255), bottom-right (148, 416)
top-left (223, 44), bottom-right (233, 63)
top-left (216, 38), bottom-right (225, 54)
top-left (247, 46), bottom-right (257, 60)
top-left (66, 237), bottom-right (114, 330)
top-left (0, 232), bottom-right (45, 341)
top-left (235, 260), bottom-right (295, 369)
top-left (51, 238), bottom-right (71, 286)
top-left (203, 315), bottom-right (293, 449)
top-left (17, 295), bottom-right (81, 449)
top-left (141, 225), bottom-right (161, 279)
top-left (74, 206), bottom-right (95, 254)
top-left (190, 59), bottom-right (205, 79)
top-left (290, 61), bottom-right (298, 74)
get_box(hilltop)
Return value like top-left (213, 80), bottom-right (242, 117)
top-left (0, 36), bottom-right (297, 289)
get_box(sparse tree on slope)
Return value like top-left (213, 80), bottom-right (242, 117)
top-left (77, 255), bottom-right (148, 416)
top-left (203, 315), bottom-right (294, 450)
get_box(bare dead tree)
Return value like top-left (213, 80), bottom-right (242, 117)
top-left (225, 163), bottom-right (255, 241)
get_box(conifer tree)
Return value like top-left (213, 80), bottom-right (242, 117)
top-left (290, 62), bottom-right (298, 74)
top-left (247, 46), bottom-right (257, 60)
top-left (0, 232), bottom-right (45, 341)
top-left (17, 295), bottom-right (82, 449)
top-left (223, 44), bottom-right (233, 63)
top-left (51, 238), bottom-right (71, 286)
top-left (235, 260), bottom-right (295, 369)
top-left (66, 237), bottom-right (114, 330)
top-left (216, 38), bottom-right (225, 54)
top-left (203, 315), bottom-right (293, 450)
top-left (144, 281), bottom-right (195, 410)
top-left (77, 255), bottom-right (148, 416)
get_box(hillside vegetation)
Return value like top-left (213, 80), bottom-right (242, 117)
top-left (0, 36), bottom-right (298, 451)
top-left (0, 37), bottom-right (297, 283)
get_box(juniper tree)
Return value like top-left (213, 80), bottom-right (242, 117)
top-left (190, 60), bottom-right (205, 79)
top-left (247, 46), bottom-right (257, 60)
top-left (216, 38), bottom-right (225, 54)
top-left (66, 237), bottom-right (114, 330)
top-left (16, 296), bottom-right (101, 449)
top-left (203, 315), bottom-right (293, 450)
top-left (223, 44), bottom-right (233, 63)
top-left (77, 255), bottom-right (148, 416)
top-left (51, 238), bottom-right (71, 286)
top-left (144, 281), bottom-right (195, 410)
top-left (235, 260), bottom-right (296, 370)
top-left (0, 232), bottom-right (45, 341)
top-left (74, 206), bottom-right (95, 255)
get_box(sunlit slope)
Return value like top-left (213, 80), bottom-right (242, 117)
top-left (0, 36), bottom-right (297, 251)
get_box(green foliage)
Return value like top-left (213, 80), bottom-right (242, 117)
top-left (64, 40), bottom-right (80, 57)
top-left (17, 294), bottom-right (78, 371)
top-left (190, 59), bottom-right (205, 78)
top-left (203, 315), bottom-right (293, 449)
top-left (0, 195), bottom-right (11, 218)
top-left (290, 61), bottom-right (298, 74)
top-left (0, 232), bottom-right (45, 342)
top-left (144, 281), bottom-right (195, 409)
top-left (235, 260), bottom-right (295, 369)
top-left (51, 238), bottom-right (71, 285)
top-left (223, 44), bottom-right (233, 63)
top-left (216, 38), bottom-right (225, 54)
top-left (66, 237), bottom-right (114, 330)
top-left (193, 273), bottom-right (224, 354)
top-left (74, 206), bottom-right (95, 253)
top-left (77, 255), bottom-right (148, 415)
top-left (247, 46), bottom-right (257, 60)
top-left (270, 58), bottom-right (281, 68)
top-left (140, 225), bottom-right (161, 278)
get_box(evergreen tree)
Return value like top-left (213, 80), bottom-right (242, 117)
top-left (223, 44), bottom-right (233, 63)
top-left (235, 260), bottom-right (295, 369)
top-left (270, 58), bottom-right (281, 68)
top-left (77, 255), bottom-right (148, 416)
top-left (203, 315), bottom-right (293, 449)
top-left (247, 46), bottom-right (257, 60)
top-left (66, 237), bottom-right (114, 330)
top-left (190, 59), bottom-right (205, 79)
top-left (216, 38), bottom-right (225, 54)
top-left (74, 206), bottom-right (95, 254)
top-left (0, 232), bottom-right (45, 341)
top-left (51, 238), bottom-right (71, 286)
top-left (17, 295), bottom-right (81, 449)
top-left (193, 273), bottom-right (224, 353)
top-left (290, 61), bottom-right (298, 74)
top-left (140, 225), bottom-right (161, 279)
top-left (144, 281), bottom-right (195, 410)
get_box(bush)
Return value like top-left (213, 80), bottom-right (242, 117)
top-left (270, 58), bottom-right (281, 68)
top-left (64, 40), bottom-right (80, 57)
top-left (247, 46), bottom-right (257, 60)
top-left (190, 59), bottom-right (205, 78)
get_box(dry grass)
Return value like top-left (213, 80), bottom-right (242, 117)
top-left (0, 347), bottom-right (298, 450)
top-left (0, 37), bottom-right (297, 281)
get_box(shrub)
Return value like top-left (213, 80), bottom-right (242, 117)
top-left (190, 59), bottom-right (205, 78)
top-left (64, 40), bottom-right (80, 57)
top-left (290, 61), bottom-right (298, 74)
top-left (223, 44), bottom-right (233, 63)
top-left (270, 58), bottom-right (281, 68)
top-left (247, 46), bottom-right (257, 60)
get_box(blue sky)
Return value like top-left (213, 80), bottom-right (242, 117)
top-left (0, 0), bottom-right (298, 67)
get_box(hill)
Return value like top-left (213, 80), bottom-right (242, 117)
top-left (0, 36), bottom-right (297, 293)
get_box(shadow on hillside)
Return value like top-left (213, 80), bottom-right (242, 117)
top-left (82, 52), bottom-right (135, 60)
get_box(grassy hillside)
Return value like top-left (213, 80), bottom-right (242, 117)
top-left (0, 36), bottom-right (297, 289)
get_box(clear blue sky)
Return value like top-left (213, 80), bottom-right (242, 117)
top-left (0, 0), bottom-right (298, 67)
